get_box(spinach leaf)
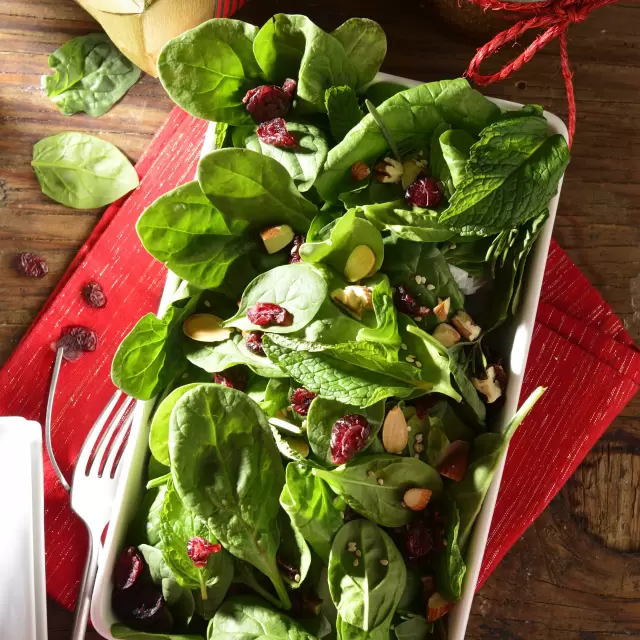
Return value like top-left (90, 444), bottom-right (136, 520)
top-left (184, 332), bottom-right (286, 379)
top-left (300, 209), bottom-right (384, 278)
top-left (428, 400), bottom-right (474, 442)
top-left (215, 122), bottom-right (230, 149)
top-left (435, 499), bottom-right (466, 601)
top-left (158, 18), bottom-right (262, 125)
top-left (137, 544), bottom-right (195, 623)
top-left (328, 519), bottom-right (405, 632)
top-left (336, 616), bottom-right (389, 639)
top-left (262, 334), bottom-right (431, 407)
top-left (440, 129), bottom-right (476, 192)
top-left (446, 345), bottom-right (487, 426)
top-left (253, 14), bottom-right (357, 112)
top-left (169, 384), bottom-right (290, 608)
top-left (159, 481), bottom-right (234, 604)
top-left (356, 274), bottom-right (402, 348)
top-left (277, 510), bottom-right (312, 588)
top-left (315, 78), bottom-right (500, 203)
top-left (393, 617), bottom-right (433, 639)
top-left (235, 121), bottom-right (328, 192)
top-left (136, 181), bottom-right (256, 289)
top-left (314, 455), bottom-right (443, 527)
top-left (112, 290), bottom-right (199, 400)
top-left (364, 81), bottom-right (408, 106)
top-left (326, 86), bottom-right (364, 142)
top-left (208, 596), bottom-right (315, 639)
top-left (260, 378), bottom-right (291, 417)
top-left (280, 462), bottom-right (346, 563)
top-left (331, 18), bottom-right (386, 90)
top-left (42, 33), bottom-right (140, 117)
top-left (125, 484), bottom-right (166, 548)
top-left (270, 425), bottom-right (308, 462)
top-left (453, 386), bottom-right (546, 548)
top-left (32, 132), bottom-right (139, 209)
top-left (429, 122), bottom-right (452, 192)
top-left (307, 397), bottom-right (385, 466)
top-left (361, 201), bottom-right (454, 243)
top-left (111, 625), bottom-right (201, 640)
top-left (198, 148), bottom-right (317, 232)
top-left (149, 384), bottom-right (202, 466)
top-left (439, 114), bottom-right (569, 235)
top-left (223, 263), bottom-right (327, 333)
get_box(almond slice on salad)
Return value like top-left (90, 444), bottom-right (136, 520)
top-left (344, 245), bottom-right (376, 282)
top-left (382, 406), bottom-right (408, 454)
top-left (183, 314), bottom-right (231, 343)
top-left (403, 487), bottom-right (432, 511)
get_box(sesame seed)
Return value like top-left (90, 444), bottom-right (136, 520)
top-left (204, 300), bottom-right (211, 307)
top-left (443, 540), bottom-right (448, 547)
top-left (340, 511), bottom-right (345, 519)
top-left (301, 420), bottom-right (308, 430)
top-left (407, 425), bottom-right (412, 431)
top-left (353, 559), bottom-right (359, 567)
top-left (377, 478), bottom-right (384, 485)
top-left (415, 433), bottom-right (424, 443)
top-left (367, 470), bottom-right (376, 478)
top-left (348, 541), bottom-right (356, 547)
top-left (356, 550), bottom-right (362, 558)
top-left (294, 574), bottom-right (301, 582)
top-left (450, 243), bottom-right (457, 250)
top-left (415, 361), bottom-right (422, 368)
top-left (405, 356), bottom-right (415, 363)
top-left (413, 453), bottom-right (420, 459)
top-left (380, 559), bottom-right (389, 566)
top-left (401, 343), bottom-right (408, 350)
top-left (414, 316), bottom-right (422, 322)
top-left (401, 501), bottom-right (407, 508)
top-left (426, 284), bottom-right (435, 291)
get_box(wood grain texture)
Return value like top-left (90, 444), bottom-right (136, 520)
top-left (0, 0), bottom-right (638, 638)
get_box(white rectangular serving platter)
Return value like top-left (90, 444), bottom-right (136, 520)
top-left (92, 72), bottom-right (567, 640)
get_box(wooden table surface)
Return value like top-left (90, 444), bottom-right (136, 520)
top-left (2, 0), bottom-right (639, 638)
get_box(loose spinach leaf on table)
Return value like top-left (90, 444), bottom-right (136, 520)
top-left (234, 121), bottom-right (328, 192)
top-left (280, 462), bottom-right (345, 563)
top-left (315, 78), bottom-right (500, 203)
top-left (136, 181), bottom-right (256, 290)
top-left (208, 596), bottom-right (316, 639)
top-left (439, 113), bottom-right (569, 235)
top-left (169, 384), bottom-right (290, 608)
top-left (159, 481), bottom-right (234, 605)
top-left (158, 18), bottom-right (263, 124)
top-left (435, 499), bottom-right (466, 601)
top-left (223, 263), bottom-right (328, 333)
top-left (307, 397), bottom-right (385, 466)
top-left (198, 148), bottom-right (317, 231)
top-left (32, 132), bottom-right (139, 209)
top-left (325, 86), bottom-right (364, 142)
top-left (42, 33), bottom-right (140, 117)
top-left (331, 18), bottom-right (387, 90)
top-left (328, 519), bottom-right (406, 632)
top-left (111, 625), bottom-right (202, 640)
top-left (453, 386), bottom-right (546, 548)
top-left (253, 14), bottom-right (357, 112)
top-left (314, 454), bottom-right (443, 527)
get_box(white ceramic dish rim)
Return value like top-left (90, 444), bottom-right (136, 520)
top-left (92, 71), bottom-right (568, 640)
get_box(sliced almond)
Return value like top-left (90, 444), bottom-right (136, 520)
top-left (382, 406), bottom-right (409, 454)
top-left (432, 323), bottom-right (461, 348)
top-left (433, 297), bottom-right (451, 322)
top-left (183, 314), bottom-right (231, 343)
top-left (344, 245), bottom-right (376, 282)
top-left (403, 487), bottom-right (432, 511)
top-left (261, 225), bottom-right (295, 254)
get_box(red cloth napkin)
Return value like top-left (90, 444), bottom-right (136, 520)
top-left (0, 107), bottom-right (638, 610)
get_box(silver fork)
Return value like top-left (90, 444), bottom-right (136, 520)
top-left (46, 347), bottom-right (135, 640)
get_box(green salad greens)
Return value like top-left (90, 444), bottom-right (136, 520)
top-left (110, 13), bottom-right (565, 640)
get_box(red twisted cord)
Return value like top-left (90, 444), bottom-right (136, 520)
top-left (464, 0), bottom-right (617, 147)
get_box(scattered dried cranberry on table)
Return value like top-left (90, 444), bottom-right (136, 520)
top-left (256, 118), bottom-right (297, 148)
top-left (330, 414), bottom-right (371, 464)
top-left (82, 280), bottom-right (107, 308)
top-left (247, 302), bottom-right (293, 327)
top-left (53, 325), bottom-right (98, 362)
top-left (243, 79), bottom-right (296, 123)
top-left (290, 388), bottom-right (317, 416)
top-left (13, 252), bottom-right (48, 278)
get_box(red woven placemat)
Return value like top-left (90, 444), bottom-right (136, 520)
top-left (0, 106), bottom-right (637, 609)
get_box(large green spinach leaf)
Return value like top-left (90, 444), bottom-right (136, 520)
top-left (223, 263), bottom-right (327, 333)
top-left (315, 78), bottom-right (500, 203)
top-left (314, 455), bottom-right (443, 527)
top-left (208, 596), bottom-right (315, 639)
top-left (169, 384), bottom-right (290, 608)
top-left (307, 397), bottom-right (385, 466)
top-left (158, 18), bottom-right (263, 124)
top-left (280, 462), bottom-right (345, 563)
top-left (32, 132), bottom-right (139, 209)
top-left (453, 386), bottom-right (545, 548)
top-left (328, 519), bottom-right (405, 632)
top-left (198, 148), bottom-right (316, 231)
top-left (439, 113), bottom-right (569, 235)
top-left (42, 33), bottom-right (140, 117)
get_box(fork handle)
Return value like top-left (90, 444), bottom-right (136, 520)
top-left (71, 526), bottom-right (100, 640)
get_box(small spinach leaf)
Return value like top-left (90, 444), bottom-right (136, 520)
top-left (111, 625), bottom-right (201, 640)
top-left (440, 128), bottom-right (476, 191)
top-left (277, 510), bottom-right (312, 588)
top-left (326, 86), bottom-right (364, 142)
top-left (435, 499), bottom-right (466, 601)
top-left (393, 617), bottom-right (433, 639)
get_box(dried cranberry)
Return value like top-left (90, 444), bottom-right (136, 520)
top-left (405, 520), bottom-right (433, 560)
top-left (187, 536), bottom-right (221, 569)
top-left (112, 585), bottom-right (173, 633)
top-left (13, 252), bottom-right (48, 278)
top-left (244, 331), bottom-right (265, 356)
top-left (343, 506), bottom-right (362, 522)
top-left (257, 118), bottom-right (297, 148)
top-left (393, 285), bottom-right (430, 317)
top-left (213, 366), bottom-right (247, 391)
top-left (82, 280), bottom-right (107, 308)
top-left (282, 78), bottom-right (297, 97)
top-left (290, 388), bottom-right (317, 416)
top-left (289, 234), bottom-right (305, 264)
top-left (330, 414), bottom-right (371, 465)
top-left (243, 84), bottom-right (292, 123)
top-left (247, 302), bottom-right (293, 327)
top-left (114, 547), bottom-right (145, 590)
top-left (413, 395), bottom-right (439, 420)
top-left (277, 555), bottom-right (300, 582)
top-left (405, 177), bottom-right (443, 208)
top-left (53, 325), bottom-right (98, 362)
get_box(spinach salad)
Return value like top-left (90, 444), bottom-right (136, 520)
top-left (109, 14), bottom-right (567, 640)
